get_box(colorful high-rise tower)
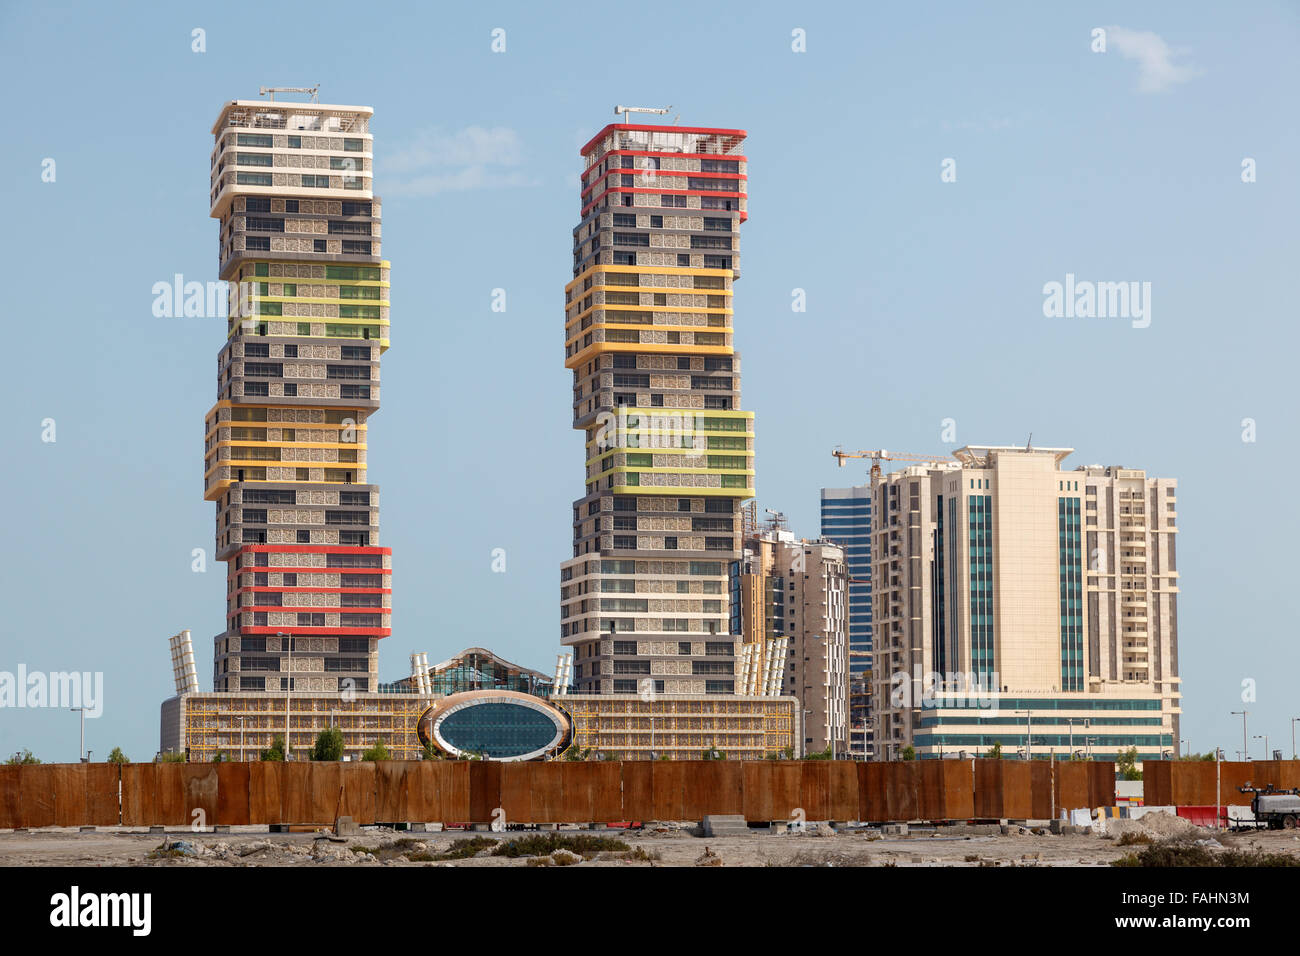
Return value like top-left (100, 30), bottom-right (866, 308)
top-left (205, 95), bottom-right (391, 694)
top-left (559, 121), bottom-right (754, 695)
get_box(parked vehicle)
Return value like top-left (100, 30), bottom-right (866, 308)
top-left (1240, 785), bottom-right (1300, 829)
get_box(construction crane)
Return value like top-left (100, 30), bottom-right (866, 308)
top-left (831, 448), bottom-right (949, 482)
top-left (259, 85), bottom-right (320, 102)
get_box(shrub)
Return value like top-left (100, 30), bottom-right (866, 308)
top-left (1117, 746), bottom-right (1143, 781)
top-left (5, 749), bottom-right (41, 765)
top-left (1113, 841), bottom-right (1300, 867)
top-left (260, 735), bottom-right (286, 762)
top-left (361, 738), bottom-right (392, 762)
top-left (311, 727), bottom-right (344, 762)
top-left (1118, 831), bottom-right (1153, 846)
top-left (490, 834), bottom-right (630, 859)
top-left (107, 747), bottom-right (130, 765)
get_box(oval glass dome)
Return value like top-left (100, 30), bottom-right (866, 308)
top-left (418, 691), bottom-right (570, 761)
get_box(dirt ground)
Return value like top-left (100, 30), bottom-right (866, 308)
top-left (3, 813), bottom-right (1299, 867)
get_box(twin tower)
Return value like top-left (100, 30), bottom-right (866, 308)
top-left (203, 101), bottom-right (754, 700)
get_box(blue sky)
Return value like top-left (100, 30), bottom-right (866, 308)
top-left (0, 1), bottom-right (1296, 762)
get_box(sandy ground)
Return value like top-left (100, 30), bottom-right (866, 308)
top-left (3, 814), bottom-right (1299, 867)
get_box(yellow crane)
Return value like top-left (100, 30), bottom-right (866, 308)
top-left (831, 447), bottom-right (949, 482)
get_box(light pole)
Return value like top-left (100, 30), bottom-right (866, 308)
top-left (1016, 710), bottom-right (1033, 760)
top-left (235, 716), bottom-right (246, 761)
top-left (1231, 710), bottom-right (1248, 762)
top-left (1180, 738), bottom-right (1188, 759)
top-left (1254, 734), bottom-right (1269, 761)
top-left (1291, 718), bottom-right (1298, 760)
top-left (278, 631), bottom-right (292, 760)
top-left (70, 707), bottom-right (86, 762)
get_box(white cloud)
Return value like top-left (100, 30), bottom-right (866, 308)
top-left (382, 126), bottom-right (535, 196)
top-left (1105, 26), bottom-right (1203, 93)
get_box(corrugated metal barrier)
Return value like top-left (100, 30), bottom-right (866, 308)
top-left (8, 758), bottom-right (1291, 828)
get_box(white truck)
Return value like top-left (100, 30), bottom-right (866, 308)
top-left (1241, 786), bottom-right (1300, 829)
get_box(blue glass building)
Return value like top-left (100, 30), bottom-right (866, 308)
top-left (821, 486), bottom-right (872, 757)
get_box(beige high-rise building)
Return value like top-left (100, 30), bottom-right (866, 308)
top-left (734, 525), bottom-right (848, 755)
top-left (559, 121), bottom-right (754, 696)
top-left (871, 445), bottom-right (1179, 761)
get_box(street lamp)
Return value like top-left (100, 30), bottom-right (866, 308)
top-left (69, 707), bottom-right (87, 762)
top-left (1180, 738), bottom-right (1188, 759)
top-left (1291, 717), bottom-right (1299, 760)
top-left (235, 716), bottom-right (246, 761)
top-left (1254, 735), bottom-right (1269, 761)
top-left (1016, 710), bottom-right (1033, 760)
top-left (1231, 710), bottom-right (1248, 761)
top-left (277, 631), bottom-right (293, 760)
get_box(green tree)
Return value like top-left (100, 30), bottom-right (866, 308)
top-left (158, 750), bottom-right (186, 763)
top-left (702, 744), bottom-right (727, 761)
top-left (803, 744), bottom-right (833, 761)
top-left (107, 747), bottom-right (129, 764)
top-left (1117, 746), bottom-right (1143, 781)
top-left (420, 740), bottom-right (443, 761)
top-left (5, 749), bottom-right (40, 765)
top-left (562, 745), bottom-right (591, 761)
top-left (311, 726), bottom-right (344, 762)
top-left (361, 738), bottom-right (391, 762)
top-left (986, 741), bottom-right (1003, 760)
top-left (260, 735), bottom-right (286, 762)
top-left (900, 745), bottom-right (916, 761)
top-left (211, 751), bottom-right (229, 763)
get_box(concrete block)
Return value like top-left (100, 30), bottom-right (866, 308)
top-left (881, 823), bottom-right (908, 836)
top-left (335, 815), bottom-right (359, 837)
top-left (79, 826), bottom-right (96, 833)
top-left (702, 814), bottom-right (750, 837)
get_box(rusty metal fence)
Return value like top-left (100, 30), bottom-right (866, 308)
top-left (8, 759), bottom-right (1286, 828)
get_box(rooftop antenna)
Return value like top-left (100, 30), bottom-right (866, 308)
top-left (1026, 433), bottom-right (1033, 452)
top-left (260, 85), bottom-right (320, 103)
top-left (614, 104), bottom-right (672, 120)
